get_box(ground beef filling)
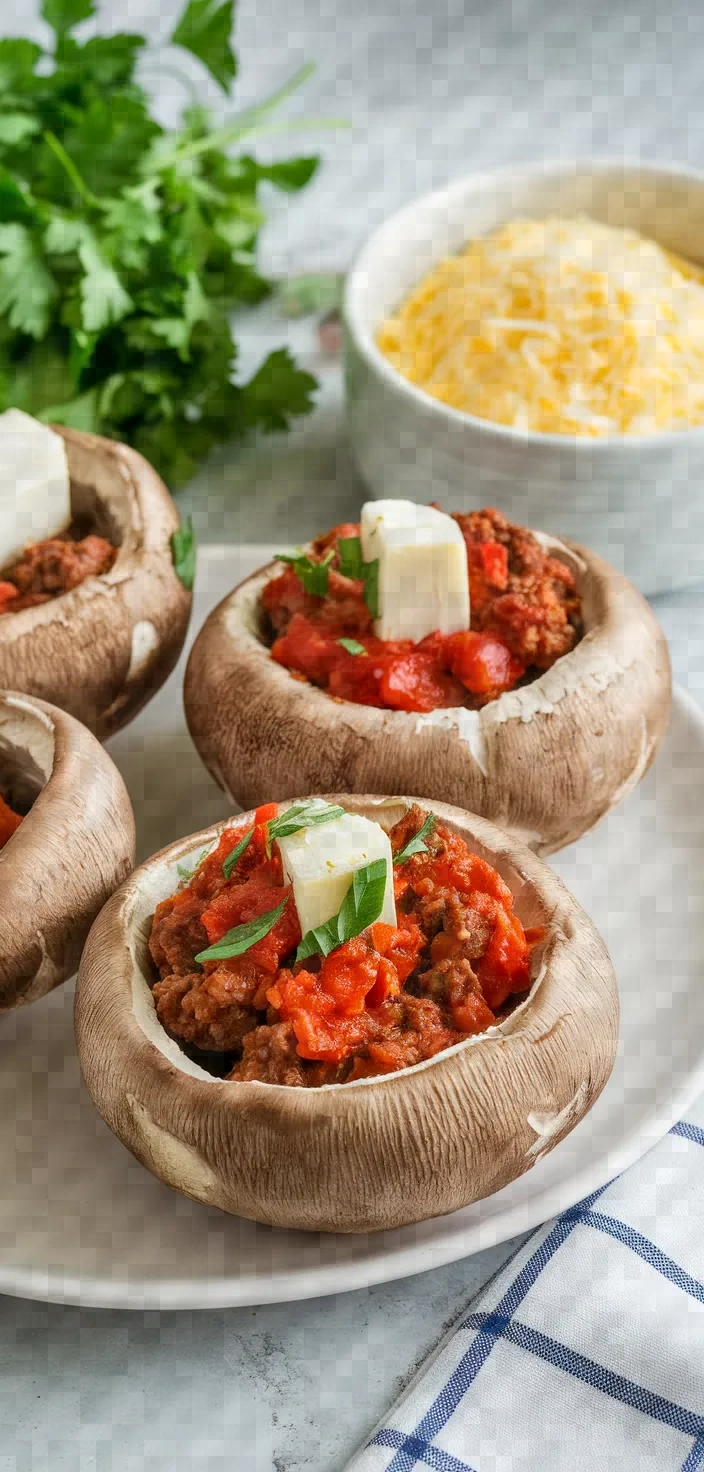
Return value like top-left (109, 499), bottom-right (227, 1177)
top-left (262, 507), bottom-right (582, 712)
top-left (0, 533), bottom-right (117, 614)
top-left (148, 804), bottom-right (539, 1088)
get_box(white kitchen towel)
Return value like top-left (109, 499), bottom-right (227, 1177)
top-left (345, 1099), bottom-right (704, 1472)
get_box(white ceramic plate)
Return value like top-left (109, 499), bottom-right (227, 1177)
top-left (0, 548), bottom-right (701, 1310)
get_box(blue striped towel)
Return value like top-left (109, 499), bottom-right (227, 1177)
top-left (344, 1102), bottom-right (704, 1472)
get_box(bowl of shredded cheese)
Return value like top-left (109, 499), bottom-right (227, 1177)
top-left (344, 160), bottom-right (704, 594)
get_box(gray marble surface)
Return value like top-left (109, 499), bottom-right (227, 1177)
top-left (2, 0), bottom-right (704, 1467)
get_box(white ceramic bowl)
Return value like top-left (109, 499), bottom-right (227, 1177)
top-left (344, 159), bottom-right (704, 596)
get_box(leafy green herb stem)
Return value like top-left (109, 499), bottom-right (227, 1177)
top-left (393, 812), bottom-right (436, 866)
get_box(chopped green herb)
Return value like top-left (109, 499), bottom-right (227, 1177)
top-left (337, 637), bottom-right (367, 656)
top-left (362, 557), bottom-right (380, 619)
top-left (222, 826), bottom-right (253, 880)
top-left (176, 843), bottom-right (213, 881)
top-left (295, 857), bottom-right (388, 962)
top-left (195, 897), bottom-right (289, 963)
top-left (275, 548), bottom-right (334, 597)
top-left (266, 800), bottom-right (345, 855)
top-left (337, 535), bottom-right (363, 580)
top-left (393, 812), bottom-right (436, 866)
top-left (171, 516), bottom-right (196, 591)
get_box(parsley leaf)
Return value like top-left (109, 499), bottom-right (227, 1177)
top-left (222, 826), bottom-right (253, 880)
top-left (393, 812), bottom-right (437, 866)
top-left (243, 348), bottom-right (317, 433)
top-left (337, 638), bottom-right (366, 656)
top-left (0, 224), bottom-right (55, 339)
top-left (275, 547), bottom-right (333, 597)
top-left (171, 516), bottom-right (197, 591)
top-left (296, 858), bottom-right (389, 963)
top-left (195, 897), bottom-right (289, 964)
top-left (171, 0), bottom-right (236, 93)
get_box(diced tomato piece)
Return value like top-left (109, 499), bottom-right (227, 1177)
top-left (255, 802), bottom-right (279, 828)
top-left (446, 630), bottom-right (524, 698)
top-left (466, 540), bottom-right (509, 591)
top-left (415, 630), bottom-right (447, 659)
top-left (271, 613), bottom-right (341, 686)
top-left (328, 652), bottom-right (388, 706)
top-left (380, 653), bottom-right (466, 713)
top-left (475, 905), bottom-right (531, 1009)
top-left (451, 991), bottom-right (496, 1034)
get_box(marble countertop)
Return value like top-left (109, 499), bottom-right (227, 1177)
top-left (3, 0), bottom-right (704, 1467)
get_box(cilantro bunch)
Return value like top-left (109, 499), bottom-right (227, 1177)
top-left (0, 0), bottom-right (324, 486)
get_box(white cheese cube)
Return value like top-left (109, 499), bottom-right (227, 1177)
top-left (360, 498), bottom-right (470, 644)
top-left (0, 409), bottom-right (71, 570)
top-left (278, 807), bottom-right (396, 937)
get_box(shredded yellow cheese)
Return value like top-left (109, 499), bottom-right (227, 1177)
top-left (376, 216), bottom-right (704, 436)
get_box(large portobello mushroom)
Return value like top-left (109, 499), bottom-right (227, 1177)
top-left (0, 690), bottom-right (135, 1008)
top-left (184, 535), bottom-right (671, 855)
top-left (0, 426), bottom-right (192, 740)
top-left (75, 795), bottom-right (618, 1234)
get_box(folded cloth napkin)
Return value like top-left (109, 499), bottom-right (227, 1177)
top-left (345, 1100), bottom-right (704, 1472)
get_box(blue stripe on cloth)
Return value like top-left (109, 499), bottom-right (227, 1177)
top-left (582, 1211), bottom-right (704, 1305)
top-left (372, 1429), bottom-right (477, 1472)
top-left (465, 1314), bottom-right (704, 1441)
top-left (672, 1122), bottom-right (704, 1148)
top-left (376, 1182), bottom-right (612, 1472)
top-left (681, 1440), bottom-right (704, 1471)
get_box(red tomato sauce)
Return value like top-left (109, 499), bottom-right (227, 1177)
top-left (0, 794), bottom-right (22, 849)
top-left (0, 533), bottom-right (117, 615)
top-left (149, 804), bottom-right (542, 1088)
top-left (263, 507), bottom-right (582, 713)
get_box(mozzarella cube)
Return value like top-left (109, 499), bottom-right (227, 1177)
top-left (0, 409), bottom-right (71, 570)
top-left (360, 499), bottom-right (470, 644)
top-left (278, 806), bottom-right (396, 937)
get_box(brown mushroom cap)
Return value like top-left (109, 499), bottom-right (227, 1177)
top-left (75, 794), bottom-right (618, 1234)
top-left (183, 536), bottom-right (671, 855)
top-left (0, 690), bottom-right (135, 1008)
top-left (0, 426), bottom-right (192, 740)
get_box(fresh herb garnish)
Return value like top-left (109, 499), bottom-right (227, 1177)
top-left (195, 896), bottom-right (288, 963)
top-left (337, 535), bottom-right (364, 580)
top-left (393, 812), bottom-right (436, 866)
top-left (176, 843), bottom-right (213, 881)
top-left (222, 826), bottom-right (253, 880)
top-left (336, 534), bottom-right (379, 617)
top-left (0, 0), bottom-right (329, 487)
top-left (171, 516), bottom-right (196, 591)
top-left (362, 557), bottom-right (380, 619)
top-left (274, 548), bottom-right (334, 597)
top-left (295, 857), bottom-right (388, 962)
top-left (337, 637), bottom-right (366, 656)
top-left (266, 800), bottom-right (346, 852)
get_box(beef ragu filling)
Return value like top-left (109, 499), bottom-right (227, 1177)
top-left (149, 804), bottom-right (541, 1088)
top-left (0, 532), bottom-right (116, 615)
top-left (262, 507), bottom-right (582, 712)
